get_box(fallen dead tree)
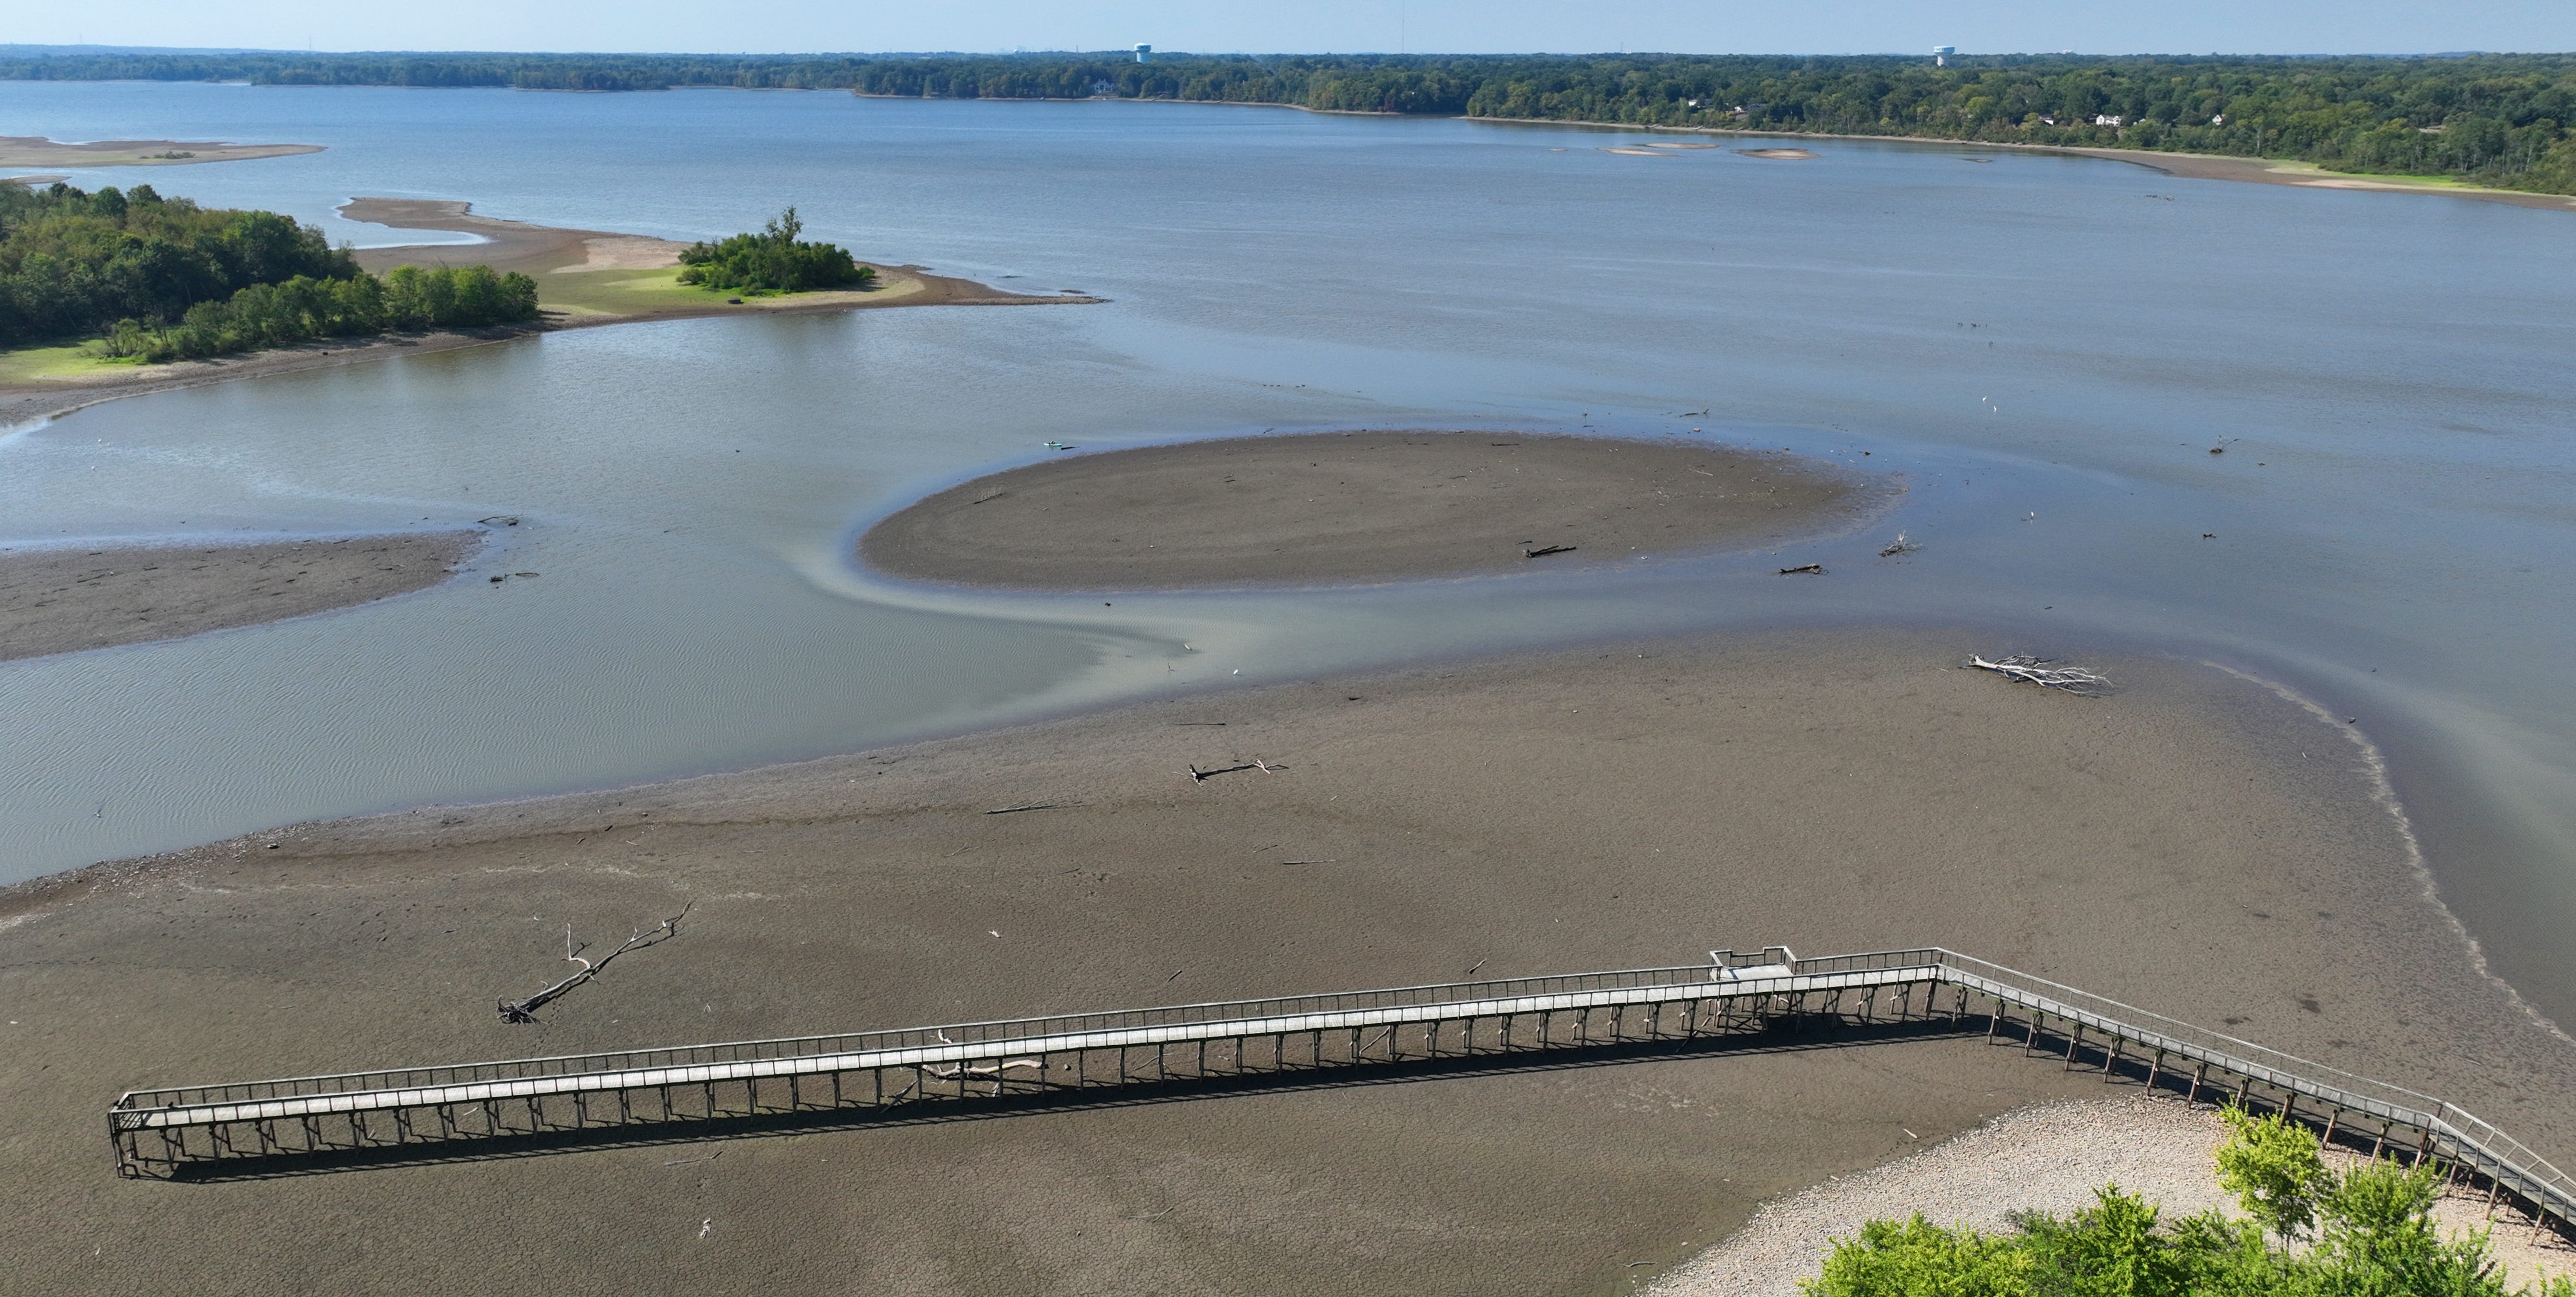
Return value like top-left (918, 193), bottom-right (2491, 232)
top-left (1966, 654), bottom-right (2110, 695)
top-left (1189, 758), bottom-right (1285, 783)
top-left (498, 903), bottom-right (690, 1024)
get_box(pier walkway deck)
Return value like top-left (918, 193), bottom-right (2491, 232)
top-left (105, 945), bottom-right (2576, 1234)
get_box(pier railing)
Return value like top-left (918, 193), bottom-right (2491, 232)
top-left (105, 946), bottom-right (2576, 1235)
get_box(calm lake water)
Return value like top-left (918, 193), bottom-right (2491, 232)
top-left (6, 83), bottom-right (2576, 1021)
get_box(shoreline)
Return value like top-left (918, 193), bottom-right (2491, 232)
top-left (0, 199), bottom-right (1102, 427)
top-left (5, 628), bottom-right (2565, 1294)
top-left (1465, 114), bottom-right (2576, 212)
top-left (850, 97), bottom-right (2572, 212)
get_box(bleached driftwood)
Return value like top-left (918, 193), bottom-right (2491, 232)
top-left (924, 1057), bottom-right (1044, 1097)
top-left (1879, 533), bottom-right (1920, 557)
top-left (498, 903), bottom-right (690, 1024)
top-left (1966, 654), bottom-right (2110, 695)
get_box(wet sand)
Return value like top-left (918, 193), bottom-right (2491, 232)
top-left (0, 532), bottom-right (478, 663)
top-left (4, 629), bottom-right (2565, 1296)
top-left (0, 135), bottom-right (322, 168)
top-left (860, 431), bottom-right (1874, 589)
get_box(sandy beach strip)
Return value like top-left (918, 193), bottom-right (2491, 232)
top-left (0, 531), bottom-right (478, 663)
top-left (859, 431), bottom-right (1876, 590)
top-left (0, 136), bottom-right (322, 168)
top-left (3, 628), bottom-right (2564, 1295)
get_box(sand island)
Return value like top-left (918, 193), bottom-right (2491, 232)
top-left (0, 532), bottom-right (477, 663)
top-left (0, 135), bottom-right (322, 169)
top-left (860, 431), bottom-right (1873, 589)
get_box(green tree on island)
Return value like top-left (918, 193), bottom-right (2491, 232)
top-left (1805, 1106), bottom-right (2574, 1296)
top-left (675, 207), bottom-right (874, 293)
top-left (0, 181), bottom-right (540, 361)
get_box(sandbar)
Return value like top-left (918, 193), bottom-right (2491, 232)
top-left (1738, 148), bottom-right (1820, 160)
top-left (0, 531), bottom-right (478, 663)
top-left (0, 135), bottom-right (322, 169)
top-left (2, 630), bottom-right (2564, 1295)
top-left (859, 431), bottom-right (1873, 590)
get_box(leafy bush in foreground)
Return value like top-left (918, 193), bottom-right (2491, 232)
top-left (1805, 1108), bottom-right (2574, 1297)
top-left (676, 208), bottom-right (873, 293)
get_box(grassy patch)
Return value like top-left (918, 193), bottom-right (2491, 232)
top-left (536, 268), bottom-right (734, 317)
top-left (2271, 160), bottom-right (2485, 189)
top-left (534, 266), bottom-right (907, 319)
top-left (0, 342), bottom-right (137, 384)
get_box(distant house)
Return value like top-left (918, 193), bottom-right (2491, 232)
top-left (2211, 114), bottom-right (2226, 125)
top-left (2093, 114), bottom-right (2126, 127)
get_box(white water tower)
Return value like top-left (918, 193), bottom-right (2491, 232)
top-left (1934, 45), bottom-right (1956, 66)
top-left (1134, 43), bottom-right (1152, 63)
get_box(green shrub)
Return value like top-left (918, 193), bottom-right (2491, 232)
top-left (125, 265), bottom-right (539, 363)
top-left (1801, 1109), bottom-right (2560, 1297)
top-left (675, 207), bottom-right (873, 293)
top-left (2216, 1105), bottom-right (2331, 1243)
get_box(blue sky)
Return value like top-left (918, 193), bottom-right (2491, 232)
top-left (21, 0), bottom-right (2576, 56)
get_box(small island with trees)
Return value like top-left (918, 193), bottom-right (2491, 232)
top-left (0, 180), bottom-right (538, 363)
top-left (0, 187), bottom-right (1091, 413)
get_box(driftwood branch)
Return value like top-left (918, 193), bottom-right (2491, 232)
top-left (1525, 544), bottom-right (1577, 559)
top-left (498, 902), bottom-right (691, 1024)
top-left (1189, 759), bottom-right (1285, 783)
top-left (1966, 654), bottom-right (2110, 695)
top-left (1879, 533), bottom-right (1920, 557)
top-left (1778, 562), bottom-right (1825, 575)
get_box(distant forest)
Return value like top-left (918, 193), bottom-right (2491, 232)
top-left (10, 50), bottom-right (2576, 193)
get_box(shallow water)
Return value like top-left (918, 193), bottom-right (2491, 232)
top-left (4, 83), bottom-right (2575, 1021)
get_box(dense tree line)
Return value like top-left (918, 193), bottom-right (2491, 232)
top-left (1812, 1107), bottom-right (2575, 1296)
top-left (0, 50), bottom-right (883, 92)
top-left (10, 50), bottom-right (2576, 191)
top-left (104, 263), bottom-right (539, 362)
top-left (0, 181), bottom-right (535, 359)
top-left (846, 52), bottom-right (2576, 193)
top-left (676, 207), bottom-right (873, 292)
top-left (0, 180), bottom-right (353, 344)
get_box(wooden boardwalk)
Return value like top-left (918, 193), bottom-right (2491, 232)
top-left (105, 945), bottom-right (2576, 1235)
